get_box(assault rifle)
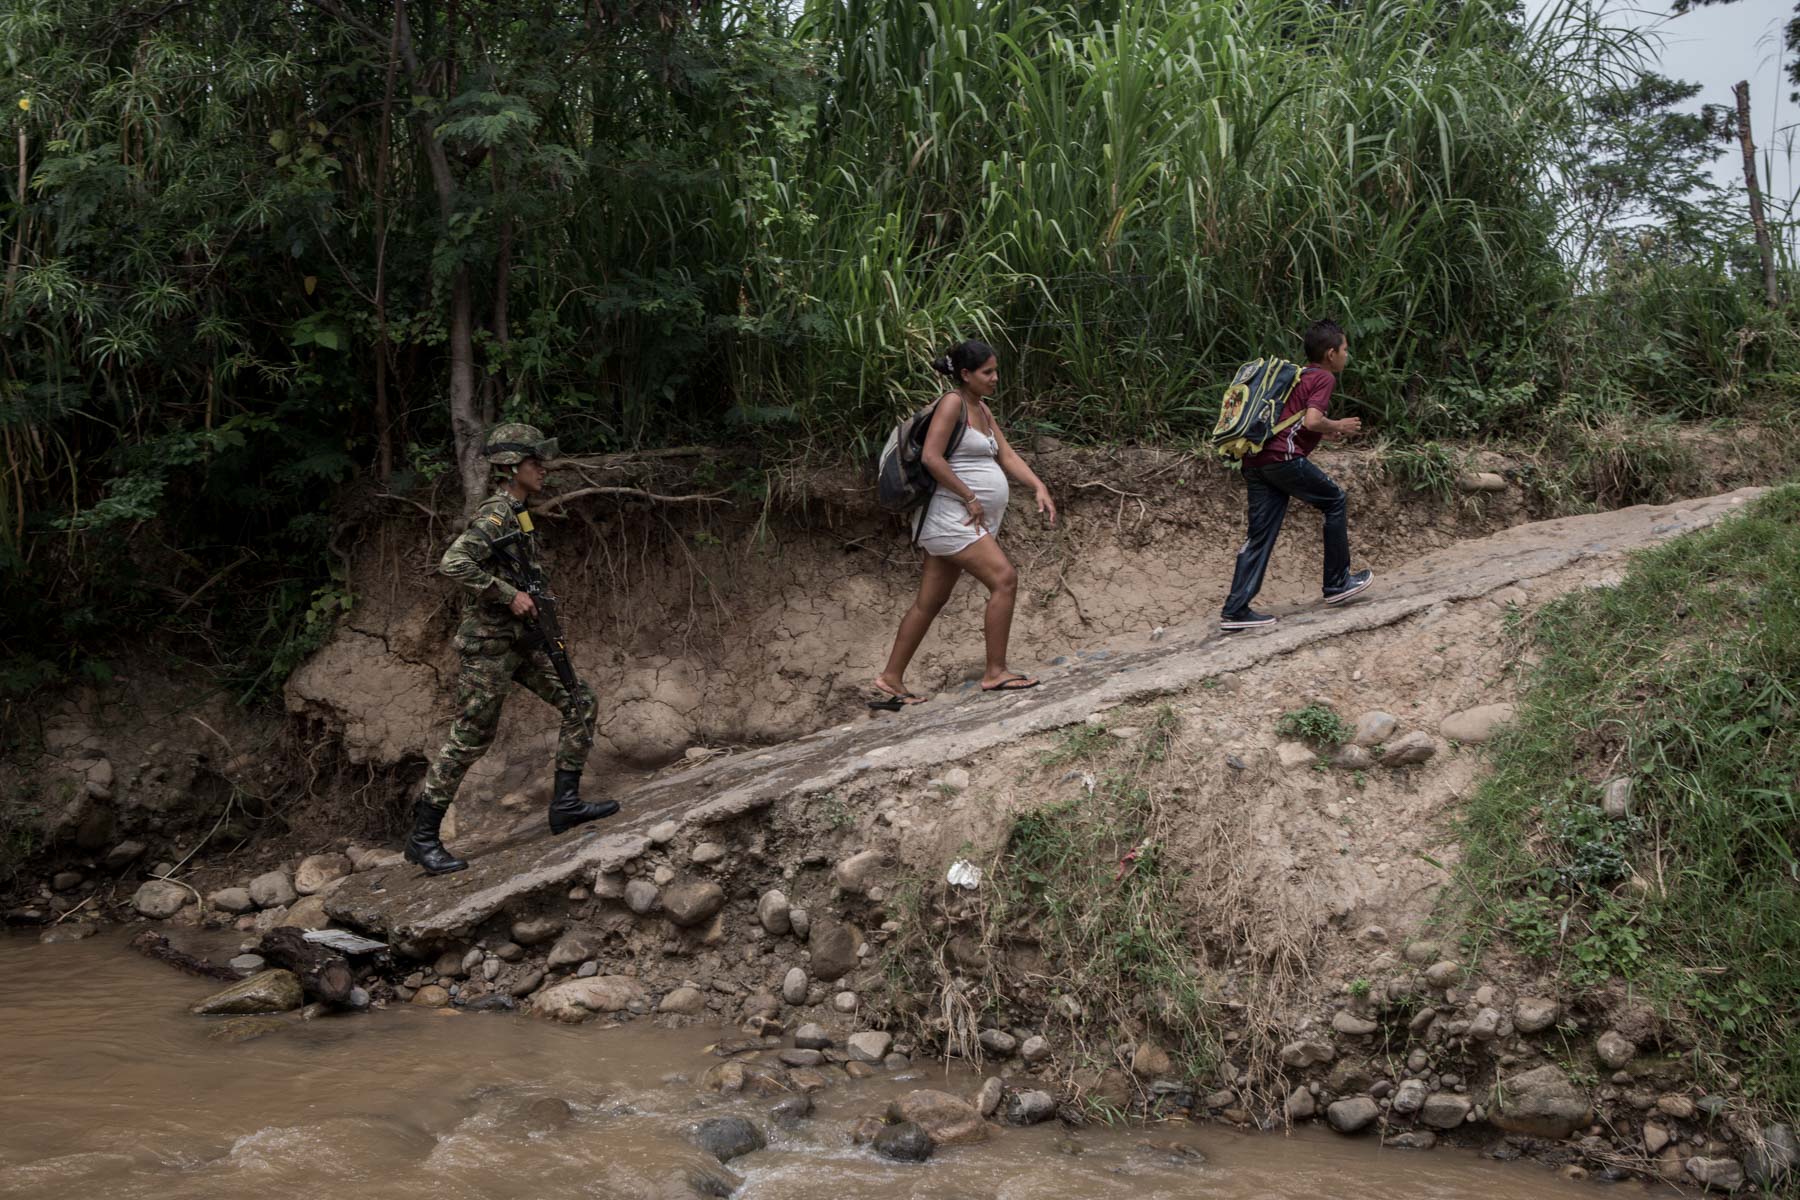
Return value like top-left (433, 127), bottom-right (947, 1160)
top-left (484, 528), bottom-right (582, 698)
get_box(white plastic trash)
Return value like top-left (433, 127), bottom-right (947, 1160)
top-left (946, 860), bottom-right (983, 889)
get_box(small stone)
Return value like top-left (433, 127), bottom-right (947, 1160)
top-left (1276, 742), bottom-right (1318, 769)
top-left (546, 934), bottom-right (591, 970)
top-left (832, 991), bottom-right (859, 1014)
top-left (200, 885), bottom-right (251, 914)
top-left (1279, 1040), bottom-right (1335, 1069)
top-left (873, 1121), bottom-right (933, 1162)
top-left (278, 895), bottom-right (330, 930)
top-left (1644, 1123), bottom-right (1671, 1155)
top-left (293, 854), bottom-right (351, 895)
top-left (1330, 744), bottom-right (1374, 770)
top-left (1596, 1030), bottom-right (1637, 1069)
top-left (1352, 711), bottom-right (1398, 747)
top-left (508, 968), bottom-right (545, 998)
top-left (1602, 778), bottom-right (1633, 819)
top-left (1287, 1087), bottom-right (1316, 1120)
top-left (692, 1115), bottom-right (766, 1164)
top-left (1440, 704), bottom-right (1515, 744)
top-left (661, 880), bottom-right (726, 927)
top-left (659, 986), bottom-right (707, 1015)
top-left (593, 871), bottom-right (625, 899)
top-left (104, 839), bottom-right (147, 870)
top-left (1386, 1131), bottom-right (1438, 1150)
top-left (624, 880), bottom-right (660, 915)
top-left (51, 871), bottom-right (83, 891)
top-left (1685, 1157), bottom-right (1745, 1192)
top-left (492, 941), bottom-right (525, 962)
top-left (1513, 996), bottom-right (1560, 1033)
top-left (793, 1023), bottom-right (833, 1049)
top-left (782, 967), bottom-right (808, 1005)
top-left (1468, 1007), bottom-right (1503, 1041)
top-left (1381, 732), bottom-right (1438, 766)
top-left (1326, 1097), bottom-right (1380, 1134)
top-left (1402, 940), bottom-right (1440, 965)
top-left (1656, 1095), bottom-right (1697, 1120)
top-left (575, 962), bottom-right (598, 979)
top-left (228, 953), bottom-right (266, 975)
top-left (482, 959), bottom-right (501, 982)
top-left (1424, 960), bottom-right (1463, 989)
top-left (434, 949), bottom-right (469, 979)
top-left (531, 975), bottom-right (647, 1022)
top-left (510, 914), bottom-right (564, 946)
top-left (847, 1031), bottom-right (893, 1063)
top-left (887, 1090), bottom-right (989, 1146)
top-left (975, 1076), bottom-right (1004, 1117)
top-left (979, 1028), bottom-right (1019, 1058)
top-left (1332, 1011), bottom-right (1378, 1036)
top-left (942, 767), bottom-right (970, 791)
top-left (806, 918), bottom-right (860, 981)
top-left (1007, 1089), bottom-right (1057, 1125)
top-left (844, 1061), bottom-right (878, 1080)
top-left (1419, 1093), bottom-right (1473, 1130)
top-left (1392, 1079), bottom-right (1428, 1115)
top-left (832, 850), bottom-right (883, 894)
top-left (190, 969), bottom-right (303, 1015)
top-left (411, 985), bottom-right (451, 1008)
top-left (1457, 471), bottom-right (1508, 493)
top-left (1489, 1064), bottom-right (1594, 1139)
top-left (1744, 1123), bottom-right (1798, 1188)
top-left (779, 1048), bottom-right (824, 1068)
top-left (1020, 1035), bottom-right (1051, 1065)
top-left (789, 908), bottom-right (811, 939)
top-left (769, 1093), bottom-right (813, 1129)
top-left (690, 842), bottom-right (727, 865)
top-left (647, 820), bottom-right (679, 846)
top-left (133, 879), bottom-right (190, 918)
top-left (757, 889), bottom-right (791, 935)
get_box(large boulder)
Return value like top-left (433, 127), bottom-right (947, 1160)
top-left (133, 880), bottom-right (190, 919)
top-left (808, 918), bottom-right (863, 982)
top-left (531, 975), bottom-right (647, 1022)
top-left (661, 880), bottom-right (726, 928)
top-left (1488, 1064), bottom-right (1593, 1139)
top-left (190, 969), bottom-right (304, 1015)
top-left (887, 1090), bottom-right (989, 1146)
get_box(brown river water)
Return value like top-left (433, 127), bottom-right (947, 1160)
top-left (1, 933), bottom-right (1630, 1200)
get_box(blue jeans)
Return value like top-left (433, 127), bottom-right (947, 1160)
top-left (1222, 457), bottom-right (1350, 616)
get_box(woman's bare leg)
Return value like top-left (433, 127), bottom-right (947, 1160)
top-left (876, 553), bottom-right (964, 696)
top-left (949, 536), bottom-right (1031, 688)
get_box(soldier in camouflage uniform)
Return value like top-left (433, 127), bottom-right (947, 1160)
top-left (405, 423), bottom-right (619, 875)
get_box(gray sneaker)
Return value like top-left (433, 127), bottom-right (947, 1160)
top-left (1323, 570), bottom-right (1373, 605)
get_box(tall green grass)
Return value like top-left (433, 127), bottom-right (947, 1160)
top-left (1459, 486), bottom-right (1800, 1115)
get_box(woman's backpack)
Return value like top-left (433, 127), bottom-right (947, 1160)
top-left (1211, 358), bottom-right (1310, 461)
top-left (876, 396), bottom-right (968, 516)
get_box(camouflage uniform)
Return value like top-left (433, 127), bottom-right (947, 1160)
top-left (418, 489), bottom-right (598, 811)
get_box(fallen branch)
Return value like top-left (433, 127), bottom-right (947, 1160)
top-left (257, 927), bottom-right (355, 1006)
top-left (534, 485), bottom-right (733, 515)
top-left (129, 930), bottom-right (239, 982)
top-left (1074, 480), bottom-right (1145, 498)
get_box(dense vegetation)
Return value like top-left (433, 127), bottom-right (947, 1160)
top-left (2, 0), bottom-right (1796, 700)
top-left (1460, 485), bottom-right (1800, 1114)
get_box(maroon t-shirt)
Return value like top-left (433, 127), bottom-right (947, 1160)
top-left (1244, 368), bottom-right (1334, 467)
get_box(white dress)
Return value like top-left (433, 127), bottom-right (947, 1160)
top-left (912, 424), bottom-right (1009, 556)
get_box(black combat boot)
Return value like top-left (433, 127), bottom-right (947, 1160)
top-left (548, 768), bottom-right (619, 834)
top-left (404, 800), bottom-right (468, 875)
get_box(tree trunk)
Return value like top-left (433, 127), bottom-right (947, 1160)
top-left (256, 928), bottom-right (355, 1006)
top-left (369, 1), bottom-right (404, 481)
top-left (1734, 80), bottom-right (1779, 307)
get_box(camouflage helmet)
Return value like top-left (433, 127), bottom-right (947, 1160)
top-left (482, 422), bottom-right (558, 467)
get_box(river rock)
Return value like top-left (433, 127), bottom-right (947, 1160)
top-left (1326, 1097), bottom-right (1380, 1134)
top-left (979, 1028), bottom-right (1019, 1058)
top-left (278, 894), bottom-right (330, 930)
top-left (511, 913), bottom-right (564, 946)
top-left (793, 1023), bottom-right (833, 1050)
top-left (782, 967), bottom-right (808, 1005)
top-left (833, 849), bottom-right (883, 894)
top-left (546, 934), bottom-right (591, 970)
top-left (1745, 1123), bottom-right (1799, 1188)
top-left (1419, 1093), bottom-right (1473, 1129)
top-left (208, 1015), bottom-right (288, 1044)
top-left (190, 968), bottom-right (303, 1015)
top-left (411, 985), bottom-right (451, 1008)
top-left (1656, 1094), bottom-right (1696, 1120)
top-left (1440, 704), bottom-right (1515, 744)
top-left (433, 949), bottom-right (468, 979)
top-left (532, 975), bottom-right (647, 1022)
top-left (789, 907), bottom-right (811, 939)
top-left (848, 1031), bottom-right (892, 1063)
top-left (660, 986), bottom-right (707, 1015)
top-left (1468, 1006), bottom-right (1503, 1041)
top-left (690, 842), bottom-right (727, 865)
top-left (1332, 1011), bottom-right (1378, 1036)
top-left (808, 918), bottom-right (861, 981)
top-left (1386, 1131), bottom-right (1438, 1150)
top-left (209, 887), bottom-right (254, 914)
top-left (104, 839), bottom-right (147, 870)
top-left (1352, 711), bottom-right (1398, 747)
top-left (293, 854), bottom-right (351, 895)
top-left (1287, 1087), bottom-right (1316, 1120)
top-left (1330, 744), bottom-right (1374, 770)
top-left (692, 1115), bottom-right (765, 1164)
top-left (973, 1076), bottom-right (1003, 1117)
top-left (780, 1048), bottom-right (824, 1067)
top-left (757, 889), bottom-right (791, 935)
top-left (662, 880), bottom-right (725, 927)
top-left (623, 879), bottom-right (659, 915)
top-left (1423, 960), bottom-right (1463, 989)
top-left (888, 1090), bottom-right (989, 1146)
top-left (1601, 777), bottom-right (1633, 819)
top-left (1007, 1089), bottom-right (1057, 1126)
top-left (1020, 1035), bottom-right (1052, 1064)
top-left (1457, 471), bottom-right (1508, 493)
top-left (1596, 1030), bottom-right (1636, 1069)
top-left (228, 953), bottom-right (266, 975)
top-left (1686, 1157), bottom-right (1745, 1192)
top-left (133, 879), bottom-right (190, 918)
top-left (768, 1093), bottom-right (814, 1130)
top-left (1488, 1064), bottom-right (1593, 1138)
top-left (647, 820), bottom-right (678, 846)
top-left (1514, 996), bottom-right (1560, 1033)
top-left (508, 968), bottom-right (546, 998)
top-left (832, 991), bottom-right (859, 1014)
top-left (874, 1121), bottom-right (933, 1162)
top-left (1392, 1079), bottom-right (1428, 1115)
top-left (1279, 1039), bottom-right (1335, 1069)
top-left (1275, 741), bottom-right (1318, 769)
top-left (1381, 732), bottom-right (1438, 766)
top-left (248, 870), bottom-right (298, 909)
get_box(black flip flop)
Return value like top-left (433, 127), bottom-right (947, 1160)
top-left (981, 675), bottom-right (1040, 693)
top-left (868, 690), bottom-right (927, 711)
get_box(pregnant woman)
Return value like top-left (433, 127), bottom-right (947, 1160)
top-left (872, 338), bottom-right (1057, 706)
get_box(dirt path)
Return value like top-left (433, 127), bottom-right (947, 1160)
top-left (327, 487), bottom-right (1764, 943)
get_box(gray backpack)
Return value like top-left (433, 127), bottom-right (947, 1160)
top-left (876, 397), bottom-right (968, 521)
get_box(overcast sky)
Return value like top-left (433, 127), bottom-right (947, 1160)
top-left (1527, 0), bottom-right (1798, 199)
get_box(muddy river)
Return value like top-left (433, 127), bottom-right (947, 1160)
top-left (2, 933), bottom-right (1627, 1200)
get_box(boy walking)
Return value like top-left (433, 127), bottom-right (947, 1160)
top-left (1220, 319), bottom-right (1372, 630)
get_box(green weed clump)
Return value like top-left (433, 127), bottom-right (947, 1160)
top-left (1277, 704), bottom-right (1353, 747)
top-left (1459, 485), bottom-right (1800, 1113)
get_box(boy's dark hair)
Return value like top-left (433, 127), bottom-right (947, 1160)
top-left (1303, 319), bottom-right (1346, 364)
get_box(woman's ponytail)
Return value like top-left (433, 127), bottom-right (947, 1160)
top-left (932, 338), bottom-right (998, 386)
